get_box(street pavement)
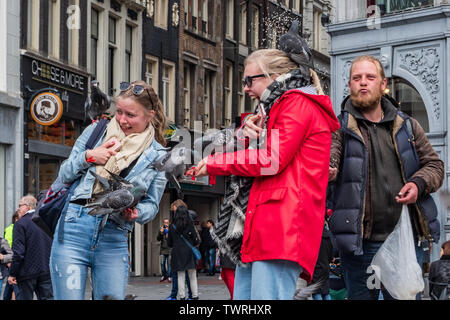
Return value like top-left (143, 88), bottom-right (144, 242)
top-left (84, 271), bottom-right (231, 300)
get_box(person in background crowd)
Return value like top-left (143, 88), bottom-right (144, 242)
top-left (157, 218), bottom-right (172, 283)
top-left (0, 235), bottom-right (13, 299)
top-left (328, 55), bottom-right (444, 300)
top-left (429, 240), bottom-right (450, 300)
top-left (3, 211), bottom-right (20, 300)
top-left (8, 195), bottom-right (53, 300)
top-left (167, 205), bottom-right (200, 300)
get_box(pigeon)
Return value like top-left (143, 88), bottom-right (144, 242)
top-left (193, 128), bottom-right (236, 155)
top-left (278, 19), bottom-right (313, 78)
top-left (84, 80), bottom-right (111, 122)
top-left (151, 146), bottom-right (199, 199)
top-left (293, 279), bottom-right (326, 300)
top-left (84, 186), bottom-right (146, 216)
top-left (89, 169), bottom-right (134, 192)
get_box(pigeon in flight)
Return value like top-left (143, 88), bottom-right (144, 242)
top-left (84, 80), bottom-right (111, 122)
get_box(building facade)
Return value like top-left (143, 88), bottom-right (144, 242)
top-left (327, 0), bottom-right (449, 261)
top-left (0, 0), bottom-right (22, 233)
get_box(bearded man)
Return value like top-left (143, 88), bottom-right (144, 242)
top-left (327, 55), bottom-right (444, 300)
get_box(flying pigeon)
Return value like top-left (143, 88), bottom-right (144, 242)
top-left (84, 80), bottom-right (111, 122)
top-left (84, 186), bottom-right (146, 216)
top-left (151, 146), bottom-right (199, 199)
top-left (278, 19), bottom-right (313, 77)
top-left (193, 128), bottom-right (236, 155)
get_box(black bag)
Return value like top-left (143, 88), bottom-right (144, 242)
top-left (32, 118), bottom-right (109, 239)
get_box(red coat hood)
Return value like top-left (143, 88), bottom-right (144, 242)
top-left (280, 89), bottom-right (340, 133)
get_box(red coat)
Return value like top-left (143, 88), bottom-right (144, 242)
top-left (206, 89), bottom-right (340, 282)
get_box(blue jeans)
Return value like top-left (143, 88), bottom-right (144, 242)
top-left (313, 293), bottom-right (331, 300)
top-left (340, 240), bottom-right (424, 300)
top-left (160, 254), bottom-right (171, 278)
top-left (234, 260), bottom-right (302, 300)
top-left (2, 281), bottom-right (19, 300)
top-left (208, 248), bottom-right (217, 274)
top-left (50, 204), bottom-right (129, 300)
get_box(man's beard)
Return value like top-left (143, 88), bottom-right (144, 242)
top-left (350, 88), bottom-right (383, 112)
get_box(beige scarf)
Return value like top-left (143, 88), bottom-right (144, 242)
top-left (93, 116), bottom-right (155, 194)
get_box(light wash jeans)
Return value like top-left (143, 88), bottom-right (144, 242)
top-left (234, 259), bottom-right (302, 300)
top-left (177, 269), bottom-right (198, 299)
top-left (50, 203), bottom-right (130, 300)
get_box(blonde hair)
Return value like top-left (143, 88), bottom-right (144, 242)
top-left (118, 80), bottom-right (168, 147)
top-left (245, 49), bottom-right (324, 94)
top-left (350, 55), bottom-right (385, 80)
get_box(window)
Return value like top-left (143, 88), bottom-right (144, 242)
top-left (280, 0), bottom-right (289, 7)
top-left (239, 2), bottom-right (247, 45)
top-left (192, 0), bottom-right (198, 30)
top-left (201, 0), bottom-right (208, 34)
top-left (154, 0), bottom-right (168, 29)
top-left (183, 65), bottom-right (191, 127)
top-left (238, 69), bottom-right (246, 113)
top-left (91, 8), bottom-right (99, 79)
top-left (27, 0), bottom-right (40, 50)
top-left (48, 0), bottom-right (60, 58)
top-left (162, 61), bottom-right (175, 122)
top-left (313, 8), bottom-right (322, 51)
top-left (251, 5), bottom-right (259, 49)
top-left (293, 0), bottom-right (301, 13)
top-left (184, 0), bottom-right (189, 25)
top-left (125, 25), bottom-right (133, 82)
top-left (387, 77), bottom-right (430, 132)
top-left (203, 70), bottom-right (215, 130)
top-left (145, 55), bottom-right (159, 93)
top-left (224, 65), bottom-right (233, 126)
top-left (225, 0), bottom-right (234, 39)
top-left (371, 0), bottom-right (433, 16)
top-left (108, 16), bottom-right (117, 95)
top-left (68, 0), bottom-right (79, 65)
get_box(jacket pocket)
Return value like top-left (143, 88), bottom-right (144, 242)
top-left (256, 187), bottom-right (286, 205)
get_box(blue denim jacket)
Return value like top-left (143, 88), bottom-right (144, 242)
top-left (58, 121), bottom-right (168, 232)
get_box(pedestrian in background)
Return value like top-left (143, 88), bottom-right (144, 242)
top-left (8, 195), bottom-right (53, 300)
top-left (168, 205), bottom-right (200, 300)
top-left (157, 218), bottom-right (172, 282)
top-left (3, 211), bottom-right (20, 300)
top-left (192, 42), bottom-right (339, 298)
top-left (165, 200), bottom-right (193, 300)
top-left (429, 240), bottom-right (450, 300)
top-left (204, 220), bottom-right (217, 276)
top-left (0, 235), bottom-right (13, 298)
top-left (328, 55), bottom-right (444, 300)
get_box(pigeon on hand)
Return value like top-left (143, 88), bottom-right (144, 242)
top-left (278, 20), bottom-right (312, 70)
top-left (84, 186), bottom-right (146, 216)
top-left (89, 169), bottom-right (134, 192)
top-left (84, 80), bottom-right (111, 122)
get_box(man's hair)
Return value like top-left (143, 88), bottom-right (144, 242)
top-left (21, 194), bottom-right (37, 210)
top-left (207, 219), bottom-right (214, 226)
top-left (349, 55), bottom-right (385, 80)
top-left (170, 199), bottom-right (187, 210)
top-left (442, 240), bottom-right (450, 255)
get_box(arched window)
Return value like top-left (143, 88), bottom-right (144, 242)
top-left (386, 77), bottom-right (429, 132)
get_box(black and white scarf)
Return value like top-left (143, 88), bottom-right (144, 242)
top-left (211, 69), bottom-right (311, 266)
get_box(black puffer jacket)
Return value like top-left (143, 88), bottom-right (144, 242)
top-left (429, 255), bottom-right (450, 300)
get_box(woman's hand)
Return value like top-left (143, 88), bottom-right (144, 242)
top-left (193, 157), bottom-right (209, 177)
top-left (85, 139), bottom-right (118, 165)
top-left (122, 207), bottom-right (139, 221)
top-left (242, 114), bottom-right (263, 140)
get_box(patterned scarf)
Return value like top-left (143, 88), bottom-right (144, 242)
top-left (211, 69), bottom-right (310, 266)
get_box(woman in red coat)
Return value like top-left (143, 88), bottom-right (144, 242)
top-left (193, 48), bottom-right (339, 299)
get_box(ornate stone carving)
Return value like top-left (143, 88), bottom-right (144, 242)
top-left (172, 2), bottom-right (179, 27)
top-left (341, 60), bottom-right (352, 99)
top-left (399, 47), bottom-right (440, 120)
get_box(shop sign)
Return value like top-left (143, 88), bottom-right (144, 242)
top-left (30, 92), bottom-right (63, 126)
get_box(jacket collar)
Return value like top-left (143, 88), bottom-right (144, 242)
top-left (341, 95), bottom-right (398, 124)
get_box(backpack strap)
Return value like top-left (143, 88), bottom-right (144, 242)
top-left (57, 118), bottom-right (109, 242)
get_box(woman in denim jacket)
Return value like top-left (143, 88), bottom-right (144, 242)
top-left (50, 80), bottom-right (168, 300)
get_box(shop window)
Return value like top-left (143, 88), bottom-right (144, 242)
top-left (386, 77), bottom-right (429, 132)
top-left (369, 0), bottom-right (433, 16)
top-left (27, 118), bottom-right (80, 146)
